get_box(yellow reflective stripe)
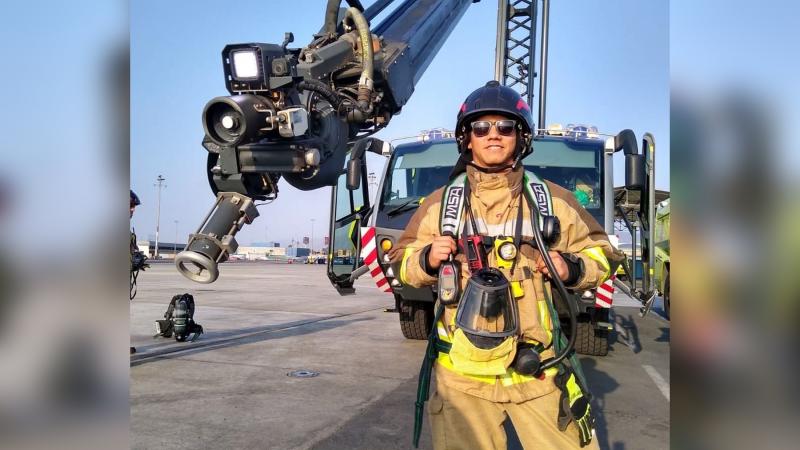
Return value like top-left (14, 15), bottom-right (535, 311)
top-left (538, 300), bottom-right (553, 343)
top-left (435, 320), bottom-right (559, 386)
top-left (437, 324), bottom-right (449, 341)
top-left (501, 366), bottom-right (560, 386)
top-left (566, 373), bottom-right (582, 403)
top-left (399, 247), bottom-right (415, 284)
top-left (437, 352), bottom-right (560, 386)
top-left (581, 247), bottom-right (610, 280)
top-left (436, 353), bottom-right (497, 384)
top-left (347, 221), bottom-right (357, 243)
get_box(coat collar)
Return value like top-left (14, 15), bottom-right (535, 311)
top-left (465, 164), bottom-right (524, 199)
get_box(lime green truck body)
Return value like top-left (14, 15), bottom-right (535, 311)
top-left (653, 199), bottom-right (670, 317)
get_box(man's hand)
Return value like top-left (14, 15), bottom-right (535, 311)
top-left (534, 251), bottom-right (569, 281)
top-left (427, 235), bottom-right (457, 271)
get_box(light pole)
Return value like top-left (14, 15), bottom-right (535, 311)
top-left (154, 175), bottom-right (166, 258)
top-left (174, 220), bottom-right (179, 256)
top-left (310, 218), bottom-right (315, 255)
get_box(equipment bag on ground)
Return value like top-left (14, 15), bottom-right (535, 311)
top-left (154, 293), bottom-right (204, 342)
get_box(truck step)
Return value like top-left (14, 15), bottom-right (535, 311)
top-left (595, 321), bottom-right (613, 330)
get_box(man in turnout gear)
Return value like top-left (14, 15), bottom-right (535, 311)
top-left (390, 81), bottom-right (620, 449)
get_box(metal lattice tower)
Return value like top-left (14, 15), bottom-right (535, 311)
top-left (494, 0), bottom-right (538, 108)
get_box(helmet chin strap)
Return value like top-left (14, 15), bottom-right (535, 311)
top-left (466, 144), bottom-right (526, 173)
top-left (454, 133), bottom-right (528, 176)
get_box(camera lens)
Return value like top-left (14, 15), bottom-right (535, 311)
top-left (202, 95), bottom-right (273, 147)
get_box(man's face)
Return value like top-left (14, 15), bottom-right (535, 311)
top-left (467, 113), bottom-right (517, 168)
top-left (130, 204), bottom-right (136, 218)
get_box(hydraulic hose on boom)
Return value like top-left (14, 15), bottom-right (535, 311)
top-left (176, 0), bottom-right (479, 283)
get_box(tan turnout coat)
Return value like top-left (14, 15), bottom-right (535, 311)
top-left (390, 164), bottom-right (621, 403)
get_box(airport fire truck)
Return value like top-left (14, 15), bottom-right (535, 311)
top-left (328, 121), bottom-right (657, 355)
top-left (175, 0), bottom-right (663, 355)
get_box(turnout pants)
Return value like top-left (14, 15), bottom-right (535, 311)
top-left (429, 382), bottom-right (600, 450)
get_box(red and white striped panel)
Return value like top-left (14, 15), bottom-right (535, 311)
top-left (595, 274), bottom-right (615, 308)
top-left (360, 227), bottom-right (393, 293)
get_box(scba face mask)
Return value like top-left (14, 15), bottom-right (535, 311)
top-left (449, 268), bottom-right (520, 376)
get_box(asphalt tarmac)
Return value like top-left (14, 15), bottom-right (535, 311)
top-left (130, 263), bottom-right (669, 449)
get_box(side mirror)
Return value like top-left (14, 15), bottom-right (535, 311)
top-left (625, 154), bottom-right (646, 190)
top-left (614, 129), bottom-right (645, 190)
top-left (346, 158), bottom-right (362, 190)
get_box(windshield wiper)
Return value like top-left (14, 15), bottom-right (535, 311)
top-left (386, 198), bottom-right (421, 217)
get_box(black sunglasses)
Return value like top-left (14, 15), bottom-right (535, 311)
top-left (470, 119), bottom-right (517, 137)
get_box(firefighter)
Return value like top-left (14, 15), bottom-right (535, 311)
top-left (130, 190), bottom-right (147, 354)
top-left (391, 81), bottom-right (620, 449)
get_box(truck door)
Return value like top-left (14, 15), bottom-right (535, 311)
top-left (326, 146), bottom-right (372, 295)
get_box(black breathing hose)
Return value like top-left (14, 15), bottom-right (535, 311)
top-left (529, 206), bottom-right (578, 373)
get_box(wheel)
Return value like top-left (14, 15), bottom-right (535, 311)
top-left (398, 299), bottom-right (434, 340)
top-left (573, 311), bottom-right (609, 356)
top-left (663, 270), bottom-right (670, 320)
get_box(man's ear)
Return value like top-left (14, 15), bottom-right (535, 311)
top-left (467, 141), bottom-right (472, 150)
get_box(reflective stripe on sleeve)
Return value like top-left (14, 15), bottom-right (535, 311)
top-left (580, 246), bottom-right (611, 280)
top-left (399, 247), bottom-right (415, 284)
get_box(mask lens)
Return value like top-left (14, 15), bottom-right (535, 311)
top-left (496, 120), bottom-right (516, 136)
top-left (471, 121), bottom-right (491, 137)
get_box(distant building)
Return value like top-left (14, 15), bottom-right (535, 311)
top-left (287, 247), bottom-right (310, 257)
top-left (140, 240), bottom-right (186, 259)
top-left (237, 246), bottom-right (287, 259)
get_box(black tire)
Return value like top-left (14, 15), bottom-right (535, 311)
top-left (663, 271), bottom-right (670, 320)
top-left (573, 312), bottom-right (609, 356)
top-left (399, 299), bottom-right (434, 340)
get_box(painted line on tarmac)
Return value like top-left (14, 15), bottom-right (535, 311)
top-left (642, 364), bottom-right (670, 402)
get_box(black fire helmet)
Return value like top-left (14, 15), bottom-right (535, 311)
top-left (454, 81), bottom-right (535, 160)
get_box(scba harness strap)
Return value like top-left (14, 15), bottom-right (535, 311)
top-left (439, 170), bottom-right (554, 236)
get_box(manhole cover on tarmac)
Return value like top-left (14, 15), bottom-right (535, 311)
top-left (287, 370), bottom-right (320, 378)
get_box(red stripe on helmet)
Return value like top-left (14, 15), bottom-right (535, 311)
top-left (515, 99), bottom-right (530, 112)
top-left (460, 103), bottom-right (467, 113)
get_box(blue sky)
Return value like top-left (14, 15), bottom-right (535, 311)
top-left (130, 0), bottom-right (668, 247)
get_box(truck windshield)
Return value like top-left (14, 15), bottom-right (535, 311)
top-left (523, 137), bottom-right (604, 224)
top-left (377, 140), bottom-right (459, 228)
top-left (375, 137), bottom-right (604, 228)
